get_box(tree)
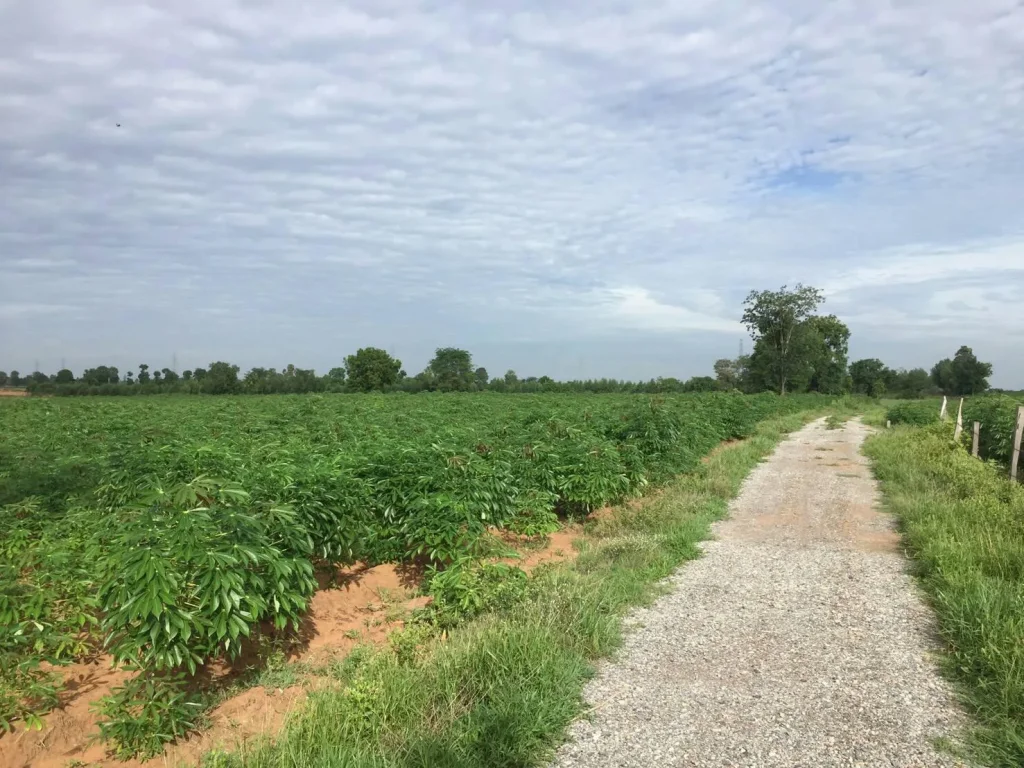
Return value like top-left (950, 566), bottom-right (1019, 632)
top-left (0, 371), bottom-right (8, 387)
top-left (804, 315), bottom-right (851, 394)
top-left (55, 368), bottom-right (74, 384)
top-left (930, 358), bottom-right (955, 394)
top-left (503, 370), bottom-right (518, 388)
top-left (428, 347), bottom-right (473, 392)
top-left (202, 361), bottom-right (241, 394)
top-left (82, 366), bottom-right (120, 386)
top-left (850, 359), bottom-right (890, 396)
top-left (193, 367), bottom-right (208, 381)
top-left (345, 347), bottom-right (402, 392)
top-left (889, 368), bottom-right (932, 398)
top-left (683, 376), bottom-right (718, 392)
top-left (713, 358), bottom-right (740, 390)
top-left (741, 285), bottom-right (825, 394)
top-left (182, 370), bottom-right (193, 380)
top-left (161, 368), bottom-right (180, 383)
top-left (949, 346), bottom-right (992, 395)
top-left (138, 363), bottom-right (151, 384)
top-left (473, 367), bottom-right (489, 389)
top-left (9, 371), bottom-right (21, 386)
top-left (153, 370), bottom-right (162, 382)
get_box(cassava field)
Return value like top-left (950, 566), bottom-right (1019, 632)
top-left (0, 392), bottom-right (827, 758)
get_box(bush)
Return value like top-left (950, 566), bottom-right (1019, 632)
top-left (886, 400), bottom-right (941, 426)
top-left (962, 395), bottom-right (1024, 468)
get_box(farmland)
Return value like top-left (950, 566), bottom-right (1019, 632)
top-left (0, 391), bottom-right (827, 756)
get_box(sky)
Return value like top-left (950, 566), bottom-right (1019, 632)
top-left (1, 0), bottom-right (1023, 386)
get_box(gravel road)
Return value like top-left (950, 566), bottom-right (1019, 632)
top-left (552, 418), bottom-right (967, 768)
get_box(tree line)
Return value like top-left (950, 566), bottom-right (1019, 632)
top-left (1, 285), bottom-right (997, 398)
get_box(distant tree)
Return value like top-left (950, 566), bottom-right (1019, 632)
top-left (193, 367), bottom-right (208, 381)
top-left (82, 366), bottom-right (120, 386)
top-left (345, 347), bottom-right (402, 392)
top-left (161, 368), bottom-right (180, 383)
top-left (803, 315), bottom-right (850, 394)
top-left (428, 347), bottom-right (473, 392)
top-left (474, 367), bottom-right (489, 389)
top-left (742, 284), bottom-right (825, 394)
top-left (138, 363), bottom-right (151, 384)
top-left (126, 371), bottom-right (134, 385)
top-left (947, 346), bottom-right (992, 395)
top-left (503, 370), bottom-right (518, 388)
top-left (888, 367), bottom-right (932, 398)
top-left (153, 370), bottom-right (163, 382)
top-left (713, 358), bottom-right (740, 390)
top-left (0, 371), bottom-right (8, 387)
top-left (328, 367), bottom-right (346, 382)
top-left (182, 370), bottom-right (193, 381)
top-left (850, 358), bottom-right (890, 396)
top-left (55, 368), bottom-right (74, 384)
top-left (202, 361), bottom-right (241, 394)
top-left (683, 376), bottom-right (718, 392)
top-left (28, 371), bottom-right (49, 385)
top-left (930, 358), bottom-right (954, 394)
top-left (9, 371), bottom-right (21, 387)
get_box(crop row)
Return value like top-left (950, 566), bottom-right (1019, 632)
top-left (1, 392), bottom-right (825, 748)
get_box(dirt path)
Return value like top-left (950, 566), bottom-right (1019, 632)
top-left (553, 418), bottom-right (967, 768)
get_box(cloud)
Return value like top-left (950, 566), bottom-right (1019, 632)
top-left (1, 0), bottom-right (1023, 384)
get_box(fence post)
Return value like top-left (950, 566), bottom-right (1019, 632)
top-left (886, 420), bottom-right (891, 429)
top-left (1011, 406), bottom-right (1024, 483)
top-left (940, 396), bottom-right (948, 420)
top-left (972, 421), bottom-right (980, 457)
top-left (953, 398), bottom-right (964, 441)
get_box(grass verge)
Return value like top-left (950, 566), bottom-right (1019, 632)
top-left (863, 424), bottom-right (1024, 767)
top-left (205, 409), bottom-right (818, 768)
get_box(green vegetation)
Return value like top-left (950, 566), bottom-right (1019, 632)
top-left (864, 424), bottom-right (1024, 766)
top-left (886, 400), bottom-right (942, 427)
top-left (849, 345), bottom-right (994, 399)
top-left (205, 410), bottom-right (817, 768)
top-left (0, 392), bottom-right (826, 755)
top-left (962, 394), bottom-right (1024, 469)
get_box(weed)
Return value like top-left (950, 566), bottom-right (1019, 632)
top-left (865, 424), bottom-right (1024, 766)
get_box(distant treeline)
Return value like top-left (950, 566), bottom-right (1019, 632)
top-left (2, 285), bottom-right (1001, 399)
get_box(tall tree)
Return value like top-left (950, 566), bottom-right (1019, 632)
top-left (344, 347), bottom-right (402, 392)
top-left (805, 314), bottom-right (851, 394)
top-left (741, 284), bottom-right (824, 394)
top-left (473, 367), bottom-right (489, 389)
top-left (9, 371), bottom-right (21, 386)
top-left (949, 346), bottom-right (993, 395)
top-left (55, 368), bottom-right (74, 384)
top-left (203, 361), bottom-right (241, 394)
top-left (930, 358), bottom-right (954, 393)
top-left (849, 358), bottom-right (890, 396)
top-left (428, 347), bottom-right (473, 392)
top-left (713, 358), bottom-right (740, 390)
top-left (138, 363), bottom-right (151, 384)
top-left (0, 371), bottom-right (9, 386)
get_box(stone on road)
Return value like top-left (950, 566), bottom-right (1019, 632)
top-left (552, 418), bottom-right (966, 768)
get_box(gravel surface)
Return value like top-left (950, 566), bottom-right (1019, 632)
top-left (552, 418), bottom-right (968, 768)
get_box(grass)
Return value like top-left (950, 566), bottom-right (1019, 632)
top-left (863, 424), bottom-right (1024, 767)
top-left (203, 409), bottom-right (820, 768)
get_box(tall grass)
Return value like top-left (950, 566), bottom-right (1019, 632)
top-left (207, 411), bottom-right (817, 768)
top-left (864, 425), bottom-right (1024, 766)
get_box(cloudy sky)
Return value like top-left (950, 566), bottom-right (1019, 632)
top-left (2, 0), bottom-right (1023, 385)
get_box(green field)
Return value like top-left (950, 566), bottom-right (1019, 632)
top-left (0, 392), bottom-right (826, 753)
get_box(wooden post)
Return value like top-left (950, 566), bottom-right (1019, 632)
top-left (1011, 406), bottom-right (1024, 483)
top-left (953, 398), bottom-right (964, 441)
top-left (972, 422), bottom-right (980, 457)
top-left (940, 396), bottom-right (948, 420)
